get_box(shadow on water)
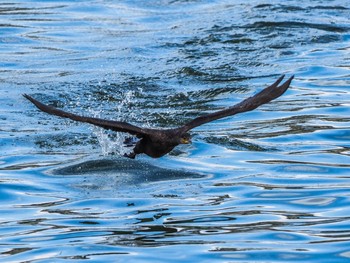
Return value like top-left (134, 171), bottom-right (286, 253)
top-left (51, 158), bottom-right (207, 188)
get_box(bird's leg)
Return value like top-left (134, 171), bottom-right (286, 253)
top-left (123, 137), bottom-right (142, 158)
top-left (123, 141), bottom-right (143, 159)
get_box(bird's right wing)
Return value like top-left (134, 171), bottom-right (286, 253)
top-left (179, 75), bottom-right (294, 132)
top-left (23, 94), bottom-right (149, 136)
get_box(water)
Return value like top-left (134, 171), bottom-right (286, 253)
top-left (1, 0), bottom-right (350, 262)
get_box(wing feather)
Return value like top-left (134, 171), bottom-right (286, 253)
top-left (180, 75), bottom-right (294, 132)
top-left (23, 94), bottom-right (148, 136)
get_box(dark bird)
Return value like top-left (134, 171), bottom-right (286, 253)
top-left (23, 75), bottom-right (293, 159)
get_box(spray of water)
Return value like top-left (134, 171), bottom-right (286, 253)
top-left (89, 90), bottom-right (140, 156)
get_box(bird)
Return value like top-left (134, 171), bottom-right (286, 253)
top-left (23, 75), bottom-right (293, 159)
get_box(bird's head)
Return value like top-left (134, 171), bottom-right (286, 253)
top-left (179, 133), bottom-right (191, 144)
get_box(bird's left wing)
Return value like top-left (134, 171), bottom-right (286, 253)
top-left (179, 75), bottom-right (294, 133)
top-left (23, 94), bottom-right (149, 136)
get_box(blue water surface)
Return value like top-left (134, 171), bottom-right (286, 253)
top-left (1, 0), bottom-right (350, 262)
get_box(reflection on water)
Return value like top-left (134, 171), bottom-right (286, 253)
top-left (1, 0), bottom-right (350, 262)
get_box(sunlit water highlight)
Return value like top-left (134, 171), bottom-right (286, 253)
top-left (1, 0), bottom-right (350, 262)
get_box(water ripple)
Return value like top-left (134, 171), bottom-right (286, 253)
top-left (1, 0), bottom-right (350, 262)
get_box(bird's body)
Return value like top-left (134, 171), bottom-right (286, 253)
top-left (24, 75), bottom-right (293, 158)
top-left (127, 128), bottom-right (183, 158)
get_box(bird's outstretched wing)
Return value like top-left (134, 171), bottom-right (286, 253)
top-left (23, 94), bottom-right (149, 136)
top-left (179, 75), bottom-right (294, 132)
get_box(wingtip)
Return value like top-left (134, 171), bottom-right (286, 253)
top-left (273, 74), bottom-right (285, 87)
top-left (23, 93), bottom-right (35, 103)
top-left (23, 93), bottom-right (30, 100)
top-left (276, 74), bottom-right (294, 95)
top-left (284, 75), bottom-right (294, 86)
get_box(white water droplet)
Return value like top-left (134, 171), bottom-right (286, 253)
top-left (88, 90), bottom-right (141, 156)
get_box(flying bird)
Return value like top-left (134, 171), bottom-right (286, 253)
top-left (23, 75), bottom-right (293, 159)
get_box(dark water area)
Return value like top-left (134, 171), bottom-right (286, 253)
top-left (1, 0), bottom-right (350, 262)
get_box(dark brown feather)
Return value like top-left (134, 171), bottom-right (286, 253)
top-left (23, 75), bottom-right (294, 158)
top-left (180, 75), bottom-right (293, 132)
top-left (22, 94), bottom-right (149, 136)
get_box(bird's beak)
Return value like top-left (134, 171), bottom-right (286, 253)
top-left (181, 138), bottom-right (191, 144)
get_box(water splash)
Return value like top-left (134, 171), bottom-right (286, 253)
top-left (90, 90), bottom-right (141, 156)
